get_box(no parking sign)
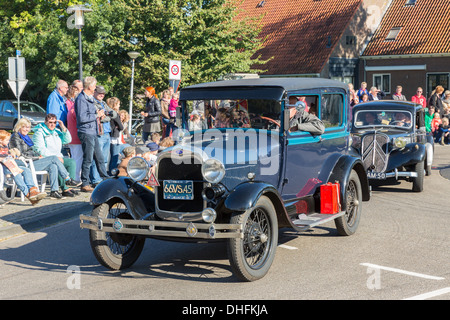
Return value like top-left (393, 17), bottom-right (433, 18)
top-left (169, 60), bottom-right (181, 80)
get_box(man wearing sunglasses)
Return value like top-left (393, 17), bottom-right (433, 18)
top-left (32, 114), bottom-right (81, 198)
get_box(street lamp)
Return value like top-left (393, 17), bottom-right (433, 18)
top-left (67, 5), bottom-right (92, 81)
top-left (127, 51), bottom-right (140, 134)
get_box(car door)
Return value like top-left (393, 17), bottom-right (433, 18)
top-left (281, 90), bottom-right (347, 216)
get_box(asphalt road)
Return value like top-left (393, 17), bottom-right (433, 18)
top-left (0, 148), bottom-right (449, 303)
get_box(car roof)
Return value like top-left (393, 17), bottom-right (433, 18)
top-left (182, 77), bottom-right (348, 91)
top-left (180, 77), bottom-right (348, 101)
top-left (352, 100), bottom-right (422, 113)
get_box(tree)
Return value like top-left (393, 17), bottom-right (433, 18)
top-left (0, 0), bottom-right (266, 110)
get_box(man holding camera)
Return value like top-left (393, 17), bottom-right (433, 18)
top-left (89, 85), bottom-right (117, 185)
top-left (75, 77), bottom-right (110, 192)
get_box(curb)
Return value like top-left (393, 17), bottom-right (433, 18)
top-left (0, 201), bottom-right (92, 241)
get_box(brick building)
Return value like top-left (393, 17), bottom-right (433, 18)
top-left (360, 0), bottom-right (450, 99)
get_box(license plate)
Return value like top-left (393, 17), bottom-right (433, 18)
top-left (163, 180), bottom-right (194, 200)
top-left (367, 172), bottom-right (386, 180)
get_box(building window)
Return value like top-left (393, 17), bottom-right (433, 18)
top-left (405, 0), bottom-right (417, 6)
top-left (373, 74), bottom-right (391, 94)
top-left (346, 36), bottom-right (356, 46)
top-left (385, 27), bottom-right (401, 41)
top-left (427, 73), bottom-right (449, 97)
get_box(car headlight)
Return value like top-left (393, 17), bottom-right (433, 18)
top-left (201, 158), bottom-right (225, 184)
top-left (394, 137), bottom-right (407, 149)
top-left (127, 157), bottom-right (149, 181)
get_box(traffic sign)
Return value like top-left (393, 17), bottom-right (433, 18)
top-left (7, 79), bottom-right (28, 99)
top-left (169, 60), bottom-right (181, 80)
top-left (8, 57), bottom-right (26, 80)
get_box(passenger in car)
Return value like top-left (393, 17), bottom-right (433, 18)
top-left (288, 101), bottom-right (325, 135)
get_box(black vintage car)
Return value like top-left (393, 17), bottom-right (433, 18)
top-left (351, 101), bottom-right (434, 192)
top-left (80, 78), bottom-right (370, 281)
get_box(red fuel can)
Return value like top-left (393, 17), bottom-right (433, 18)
top-left (320, 182), bottom-right (341, 214)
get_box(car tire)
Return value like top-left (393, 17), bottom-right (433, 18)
top-left (334, 170), bottom-right (362, 236)
top-left (227, 195), bottom-right (278, 282)
top-left (412, 160), bottom-right (424, 192)
top-left (89, 200), bottom-right (145, 270)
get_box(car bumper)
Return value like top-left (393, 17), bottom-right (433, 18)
top-left (79, 214), bottom-right (243, 239)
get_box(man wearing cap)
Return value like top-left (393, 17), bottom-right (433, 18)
top-left (47, 79), bottom-right (69, 126)
top-left (288, 99), bottom-right (325, 135)
top-left (74, 76), bottom-right (109, 192)
top-left (90, 85), bottom-right (117, 184)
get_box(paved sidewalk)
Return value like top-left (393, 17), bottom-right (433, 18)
top-left (0, 189), bottom-right (92, 241)
top-left (0, 144), bottom-right (449, 242)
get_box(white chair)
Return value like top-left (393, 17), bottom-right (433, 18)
top-left (21, 158), bottom-right (48, 194)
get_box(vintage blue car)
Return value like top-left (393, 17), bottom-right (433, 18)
top-left (80, 78), bottom-right (370, 281)
top-left (351, 101), bottom-right (433, 192)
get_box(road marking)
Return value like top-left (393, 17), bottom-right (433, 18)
top-left (278, 244), bottom-right (298, 250)
top-left (404, 287), bottom-right (450, 300)
top-left (360, 263), bottom-right (445, 280)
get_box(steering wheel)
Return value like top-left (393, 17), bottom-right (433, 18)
top-left (259, 116), bottom-right (280, 129)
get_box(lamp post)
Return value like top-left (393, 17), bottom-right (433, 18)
top-left (127, 51), bottom-right (140, 134)
top-left (67, 5), bottom-right (92, 81)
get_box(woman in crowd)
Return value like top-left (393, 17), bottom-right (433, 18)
top-left (66, 84), bottom-right (82, 181)
top-left (107, 97), bottom-right (131, 172)
top-left (141, 86), bottom-right (161, 143)
top-left (9, 118), bottom-right (80, 199)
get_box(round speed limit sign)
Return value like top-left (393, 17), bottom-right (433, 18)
top-left (169, 60), bottom-right (181, 80)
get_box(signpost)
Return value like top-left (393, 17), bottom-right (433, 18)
top-left (169, 60), bottom-right (181, 92)
top-left (7, 50), bottom-right (28, 120)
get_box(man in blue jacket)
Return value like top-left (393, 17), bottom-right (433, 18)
top-left (47, 79), bottom-right (69, 125)
top-left (74, 76), bottom-right (109, 192)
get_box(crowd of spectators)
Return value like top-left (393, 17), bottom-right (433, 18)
top-left (0, 77), bottom-right (175, 207)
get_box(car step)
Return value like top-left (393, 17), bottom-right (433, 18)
top-left (292, 212), bottom-right (345, 231)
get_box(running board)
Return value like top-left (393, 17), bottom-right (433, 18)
top-left (292, 212), bottom-right (345, 232)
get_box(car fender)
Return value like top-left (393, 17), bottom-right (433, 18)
top-left (386, 143), bottom-right (426, 172)
top-left (91, 177), bottom-right (155, 220)
top-left (223, 181), bottom-right (291, 228)
top-left (326, 155), bottom-right (370, 210)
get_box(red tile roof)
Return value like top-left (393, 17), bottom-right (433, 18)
top-left (362, 0), bottom-right (450, 56)
top-left (236, 0), bottom-right (362, 74)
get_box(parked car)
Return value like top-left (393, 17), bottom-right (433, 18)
top-left (351, 100), bottom-right (433, 192)
top-left (0, 100), bottom-right (46, 130)
top-left (80, 78), bottom-right (370, 281)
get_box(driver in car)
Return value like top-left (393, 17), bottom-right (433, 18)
top-left (289, 100), bottom-right (325, 135)
top-left (391, 112), bottom-right (411, 127)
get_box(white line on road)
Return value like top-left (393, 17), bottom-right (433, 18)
top-left (278, 244), bottom-right (298, 250)
top-left (404, 287), bottom-right (450, 300)
top-left (360, 263), bottom-right (445, 280)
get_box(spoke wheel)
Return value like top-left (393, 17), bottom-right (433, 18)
top-left (227, 196), bottom-right (278, 282)
top-left (89, 200), bottom-right (145, 270)
top-left (335, 170), bottom-right (362, 236)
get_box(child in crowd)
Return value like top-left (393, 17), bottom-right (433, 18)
top-left (436, 117), bottom-right (450, 145)
top-left (144, 142), bottom-right (159, 166)
top-left (117, 146), bottom-right (136, 177)
top-left (189, 114), bottom-right (203, 131)
top-left (431, 113), bottom-right (442, 135)
top-left (0, 130), bottom-right (46, 205)
top-left (159, 137), bottom-right (174, 151)
top-left (168, 92), bottom-right (179, 120)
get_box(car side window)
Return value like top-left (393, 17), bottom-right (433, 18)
top-left (320, 94), bottom-right (343, 128)
top-left (0, 102), bottom-right (4, 113)
top-left (3, 102), bottom-right (15, 114)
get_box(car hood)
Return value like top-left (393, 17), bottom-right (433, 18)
top-left (160, 129), bottom-right (281, 189)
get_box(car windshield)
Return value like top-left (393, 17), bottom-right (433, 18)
top-left (184, 99), bottom-right (281, 131)
top-left (354, 110), bottom-right (413, 129)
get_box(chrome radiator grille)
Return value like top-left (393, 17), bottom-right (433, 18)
top-left (361, 133), bottom-right (389, 172)
top-left (156, 156), bottom-right (204, 213)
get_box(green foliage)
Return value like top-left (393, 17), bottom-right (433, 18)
top-left (0, 0), bottom-right (266, 110)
